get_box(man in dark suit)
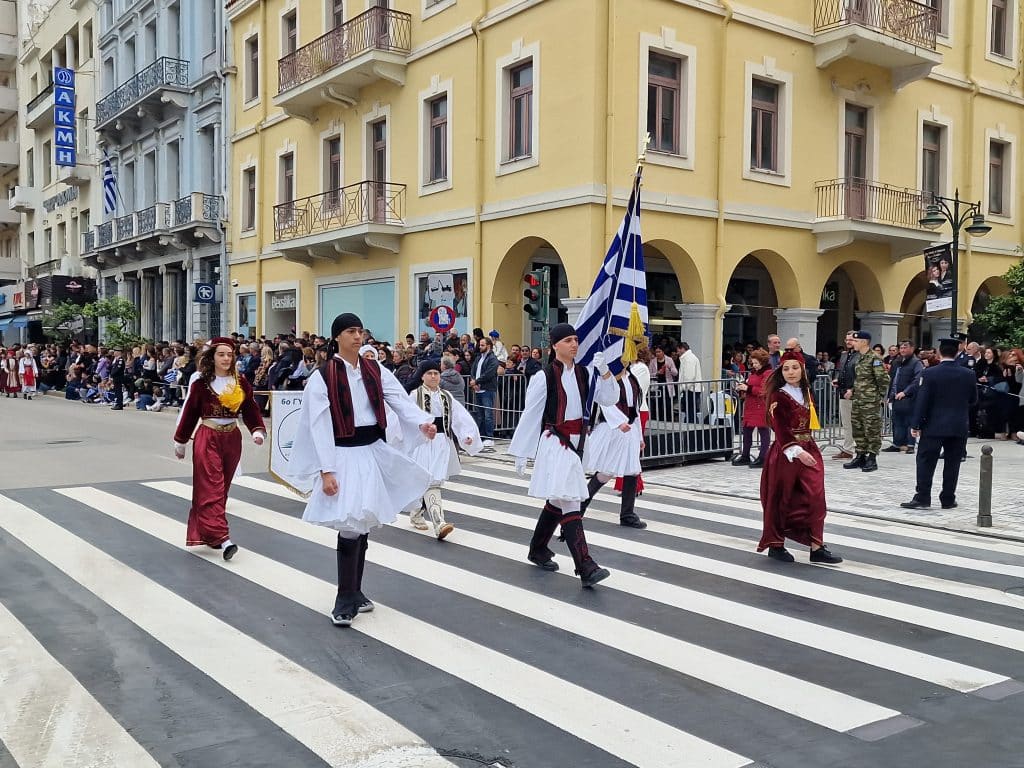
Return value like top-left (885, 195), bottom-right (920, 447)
top-left (468, 336), bottom-right (499, 448)
top-left (952, 332), bottom-right (971, 367)
top-left (901, 338), bottom-right (978, 510)
top-left (109, 347), bottom-right (126, 411)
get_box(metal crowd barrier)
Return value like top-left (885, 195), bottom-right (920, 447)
top-left (462, 371), bottom-right (530, 438)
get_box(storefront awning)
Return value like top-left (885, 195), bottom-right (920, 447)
top-left (0, 319), bottom-right (11, 331)
top-left (10, 316), bottom-right (29, 329)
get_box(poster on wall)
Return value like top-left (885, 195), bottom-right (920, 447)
top-left (923, 243), bottom-right (954, 313)
top-left (417, 270), bottom-right (468, 337)
top-left (268, 391), bottom-right (314, 497)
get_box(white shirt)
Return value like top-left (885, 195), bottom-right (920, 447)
top-left (630, 361), bottom-right (651, 414)
top-left (678, 349), bottom-right (703, 385)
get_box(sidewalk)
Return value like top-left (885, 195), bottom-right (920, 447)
top-left (644, 438), bottom-right (1024, 541)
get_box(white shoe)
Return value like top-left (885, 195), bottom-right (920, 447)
top-left (482, 439), bottom-right (494, 447)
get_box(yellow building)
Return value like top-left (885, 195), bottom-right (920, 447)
top-left (226, 0), bottom-right (1023, 374)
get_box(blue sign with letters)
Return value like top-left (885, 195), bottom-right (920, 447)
top-left (194, 283), bottom-right (217, 304)
top-left (53, 67), bottom-right (77, 168)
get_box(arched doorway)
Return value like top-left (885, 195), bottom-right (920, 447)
top-left (898, 274), bottom-right (929, 346)
top-left (644, 244), bottom-right (683, 337)
top-left (816, 262), bottom-right (883, 357)
top-left (491, 237), bottom-right (569, 348)
top-left (724, 253), bottom-right (780, 347)
top-left (968, 275), bottom-right (1010, 342)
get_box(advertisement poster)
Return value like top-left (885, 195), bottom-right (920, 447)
top-left (923, 243), bottom-right (954, 313)
top-left (269, 391), bottom-right (313, 497)
top-left (417, 270), bottom-right (468, 337)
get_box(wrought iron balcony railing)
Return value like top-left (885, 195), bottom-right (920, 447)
top-left (26, 82), bottom-right (54, 113)
top-left (172, 193), bottom-right (222, 227)
top-left (96, 221), bottom-right (114, 248)
top-left (813, 0), bottom-right (938, 50)
top-left (815, 178), bottom-right (929, 228)
top-left (83, 230), bottom-right (95, 253)
top-left (273, 181), bottom-right (405, 241)
top-left (277, 7), bottom-right (412, 94)
top-left (96, 57), bottom-right (189, 126)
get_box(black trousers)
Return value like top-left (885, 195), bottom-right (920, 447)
top-left (915, 435), bottom-right (967, 505)
top-left (110, 376), bottom-right (124, 407)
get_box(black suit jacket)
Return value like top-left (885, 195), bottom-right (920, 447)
top-left (910, 360), bottom-right (978, 438)
top-left (471, 351), bottom-right (499, 392)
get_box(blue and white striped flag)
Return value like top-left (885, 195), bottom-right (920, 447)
top-left (574, 173), bottom-right (648, 380)
top-left (102, 150), bottom-right (117, 215)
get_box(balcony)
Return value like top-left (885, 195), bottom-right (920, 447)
top-left (58, 157), bottom-right (92, 187)
top-left (168, 192), bottom-right (224, 246)
top-left (0, 139), bottom-right (17, 171)
top-left (813, 178), bottom-right (937, 259)
top-left (27, 259), bottom-right (62, 278)
top-left (25, 83), bottom-right (54, 129)
top-left (95, 57), bottom-right (190, 132)
top-left (273, 181), bottom-right (405, 263)
top-left (0, 196), bottom-right (17, 226)
top-left (275, 7), bottom-right (411, 120)
top-left (9, 185), bottom-right (37, 213)
top-left (813, 0), bottom-right (942, 89)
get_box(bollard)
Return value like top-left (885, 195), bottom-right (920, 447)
top-left (977, 444), bottom-right (993, 528)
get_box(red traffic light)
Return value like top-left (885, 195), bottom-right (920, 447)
top-left (523, 274), bottom-right (541, 287)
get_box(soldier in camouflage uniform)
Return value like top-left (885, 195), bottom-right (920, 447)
top-left (843, 330), bottom-right (890, 472)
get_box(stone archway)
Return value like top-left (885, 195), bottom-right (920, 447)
top-left (968, 275), bottom-right (1011, 342)
top-left (817, 261), bottom-right (886, 356)
top-left (491, 236), bottom-right (569, 348)
top-left (643, 240), bottom-right (704, 339)
top-left (723, 252), bottom-right (792, 348)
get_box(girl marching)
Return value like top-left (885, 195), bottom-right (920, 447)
top-left (174, 337), bottom-right (266, 560)
top-left (2, 350), bottom-right (19, 397)
top-left (18, 350), bottom-right (38, 400)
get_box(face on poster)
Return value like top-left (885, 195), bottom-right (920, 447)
top-left (923, 244), bottom-right (953, 312)
top-left (418, 271), bottom-right (468, 335)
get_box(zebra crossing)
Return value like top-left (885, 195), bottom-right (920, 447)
top-left (2, 459), bottom-right (1024, 767)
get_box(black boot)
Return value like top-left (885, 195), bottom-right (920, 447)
top-left (861, 453), bottom-right (878, 472)
top-left (843, 452), bottom-right (866, 469)
top-left (332, 535), bottom-right (362, 626)
top-left (579, 474), bottom-right (606, 516)
top-left (731, 454), bottom-right (750, 466)
top-left (528, 503), bottom-right (561, 571)
top-left (748, 456), bottom-right (764, 469)
top-left (560, 513), bottom-right (609, 587)
top-left (619, 475), bottom-right (646, 528)
top-left (355, 534), bottom-right (373, 613)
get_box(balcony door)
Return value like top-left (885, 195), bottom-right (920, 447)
top-left (844, 104), bottom-right (868, 219)
top-left (846, 0), bottom-right (868, 24)
top-left (372, 0), bottom-right (389, 48)
top-left (370, 119), bottom-right (387, 222)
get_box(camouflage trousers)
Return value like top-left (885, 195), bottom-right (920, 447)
top-left (851, 398), bottom-right (883, 454)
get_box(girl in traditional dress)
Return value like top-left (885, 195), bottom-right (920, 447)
top-left (287, 314), bottom-right (436, 627)
top-left (733, 349), bottom-right (771, 467)
top-left (405, 359), bottom-right (482, 539)
top-left (2, 350), bottom-right (19, 397)
top-left (174, 337), bottom-right (266, 560)
top-left (757, 351), bottom-right (842, 565)
top-left (18, 350), bottom-right (38, 400)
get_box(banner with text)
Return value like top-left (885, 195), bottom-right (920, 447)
top-left (923, 243), bottom-right (954, 313)
top-left (269, 391), bottom-right (313, 497)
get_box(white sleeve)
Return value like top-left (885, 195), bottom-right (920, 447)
top-left (508, 371), bottom-right (547, 459)
top-left (599, 402), bottom-right (627, 428)
top-left (450, 398), bottom-right (483, 455)
top-left (593, 370), bottom-right (620, 407)
top-left (783, 445), bottom-right (804, 462)
top-left (285, 371), bottom-right (337, 477)
top-left (380, 365), bottom-right (432, 429)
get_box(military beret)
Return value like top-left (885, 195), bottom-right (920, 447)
top-left (951, 332), bottom-right (968, 342)
top-left (850, 330), bottom-right (872, 341)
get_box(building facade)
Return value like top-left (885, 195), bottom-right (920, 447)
top-left (82, 0), bottom-right (228, 342)
top-left (225, 0), bottom-right (1023, 376)
top-left (0, 0), bottom-right (17, 292)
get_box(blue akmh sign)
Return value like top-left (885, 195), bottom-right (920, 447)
top-left (53, 67), bottom-right (77, 168)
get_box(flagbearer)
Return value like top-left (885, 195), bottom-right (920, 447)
top-left (509, 324), bottom-right (619, 587)
top-left (406, 359), bottom-right (483, 539)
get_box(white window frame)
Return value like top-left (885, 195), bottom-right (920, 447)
top-left (280, 5), bottom-right (299, 58)
top-left (361, 102), bottom-right (392, 182)
top-left (239, 160), bottom-right (257, 237)
top-left (422, 0), bottom-right (455, 20)
top-left (916, 106), bottom-right (954, 199)
top-left (276, 144), bottom-right (297, 204)
top-left (243, 33), bottom-right (260, 106)
top-left (639, 29), bottom-right (697, 171)
top-left (495, 39), bottom-right (540, 177)
top-left (742, 59), bottom-right (792, 187)
top-left (320, 123), bottom-right (345, 194)
top-left (984, 127), bottom-right (1016, 223)
top-left (418, 76), bottom-right (453, 195)
top-left (831, 90), bottom-right (880, 182)
top-left (929, 0), bottom-right (953, 45)
top-left (986, 0), bottom-right (1018, 67)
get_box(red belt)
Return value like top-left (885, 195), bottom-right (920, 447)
top-left (558, 418), bottom-right (583, 435)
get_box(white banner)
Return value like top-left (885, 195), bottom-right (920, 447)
top-left (269, 391), bottom-right (314, 497)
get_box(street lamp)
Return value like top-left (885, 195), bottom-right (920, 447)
top-left (918, 189), bottom-right (992, 335)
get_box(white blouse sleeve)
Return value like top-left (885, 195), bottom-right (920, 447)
top-left (508, 370), bottom-right (547, 460)
top-left (450, 398), bottom-right (483, 455)
top-left (286, 370), bottom-right (338, 477)
top-left (592, 369), bottom-right (620, 407)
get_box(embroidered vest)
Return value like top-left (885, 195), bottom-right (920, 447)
top-left (322, 356), bottom-right (387, 440)
top-left (417, 386), bottom-right (453, 437)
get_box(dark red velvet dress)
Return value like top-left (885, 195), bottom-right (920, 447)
top-left (757, 389), bottom-right (826, 551)
top-left (174, 377), bottom-right (265, 547)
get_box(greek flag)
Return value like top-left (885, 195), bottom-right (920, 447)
top-left (102, 151), bottom-right (117, 215)
top-left (574, 173), bottom-right (648, 380)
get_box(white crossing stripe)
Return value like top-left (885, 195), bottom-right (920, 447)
top-left (230, 475), bottom-right (1009, 695)
top-left (0, 495), bottom-right (458, 768)
top-left (444, 478), bottom-right (1024, 613)
top-left (126, 483), bottom-right (901, 734)
top-left (0, 601), bottom-right (161, 768)
top-left (79, 484), bottom-right (755, 768)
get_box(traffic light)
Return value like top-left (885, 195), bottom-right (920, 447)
top-left (523, 270), bottom-right (544, 316)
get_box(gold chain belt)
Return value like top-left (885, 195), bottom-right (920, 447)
top-left (201, 419), bottom-right (238, 432)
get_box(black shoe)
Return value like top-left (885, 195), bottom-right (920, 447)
top-left (580, 566), bottom-right (610, 588)
top-left (331, 592), bottom-right (357, 626)
top-left (110, 405), bottom-right (123, 411)
top-left (861, 454), bottom-right (878, 472)
top-left (810, 546), bottom-right (843, 564)
top-left (331, 611), bottom-right (356, 627)
top-left (223, 543), bottom-right (238, 561)
top-left (357, 597), bottom-right (375, 613)
top-left (843, 453), bottom-right (866, 469)
top-left (620, 516), bottom-right (647, 529)
top-left (749, 457), bottom-right (764, 469)
top-left (905, 447), bottom-right (915, 455)
top-left (881, 445), bottom-right (902, 452)
top-left (767, 546), bottom-right (795, 563)
top-left (731, 454), bottom-right (750, 466)
top-left (941, 502), bottom-right (958, 510)
top-left (900, 498), bottom-right (931, 509)
top-left (528, 553), bottom-right (559, 571)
